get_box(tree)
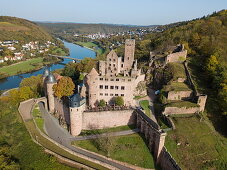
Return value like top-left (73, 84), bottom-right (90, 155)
top-left (53, 76), bottom-right (75, 99)
top-left (114, 96), bottom-right (124, 106)
top-left (205, 55), bottom-right (219, 75)
top-left (98, 99), bottom-right (106, 107)
top-left (20, 75), bottom-right (43, 97)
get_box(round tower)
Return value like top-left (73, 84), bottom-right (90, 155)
top-left (69, 94), bottom-right (86, 136)
top-left (86, 68), bottom-right (99, 107)
top-left (42, 68), bottom-right (50, 96)
top-left (46, 74), bottom-right (57, 113)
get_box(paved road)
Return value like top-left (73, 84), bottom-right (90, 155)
top-left (18, 99), bottom-right (35, 121)
top-left (38, 102), bottom-right (134, 170)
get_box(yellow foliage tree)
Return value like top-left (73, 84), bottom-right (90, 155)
top-left (53, 76), bottom-right (75, 99)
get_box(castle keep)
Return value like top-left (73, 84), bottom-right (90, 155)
top-left (86, 39), bottom-right (145, 107)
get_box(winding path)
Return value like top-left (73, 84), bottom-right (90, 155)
top-left (38, 102), bottom-right (134, 170)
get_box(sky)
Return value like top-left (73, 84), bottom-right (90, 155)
top-left (0, 0), bottom-right (227, 25)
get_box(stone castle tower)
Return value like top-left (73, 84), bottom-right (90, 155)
top-left (43, 68), bottom-right (57, 113)
top-left (85, 68), bottom-right (99, 107)
top-left (69, 94), bottom-right (86, 136)
top-left (124, 39), bottom-right (135, 70)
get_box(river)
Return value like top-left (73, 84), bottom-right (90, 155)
top-left (0, 41), bottom-right (96, 91)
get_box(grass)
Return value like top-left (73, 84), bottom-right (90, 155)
top-left (139, 100), bottom-right (151, 117)
top-left (166, 101), bottom-right (199, 108)
top-left (163, 82), bottom-right (191, 92)
top-left (165, 116), bottom-right (227, 170)
top-left (0, 101), bottom-right (74, 169)
top-left (133, 95), bottom-right (147, 99)
top-left (75, 41), bottom-right (104, 55)
top-left (73, 134), bottom-right (155, 169)
top-left (166, 62), bottom-right (186, 80)
top-left (32, 105), bottom-right (45, 133)
top-left (0, 57), bottom-right (43, 76)
top-left (80, 124), bottom-right (136, 136)
top-left (25, 120), bottom-right (107, 170)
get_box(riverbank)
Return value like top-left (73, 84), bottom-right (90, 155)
top-left (0, 57), bottom-right (61, 79)
top-left (74, 41), bottom-right (104, 56)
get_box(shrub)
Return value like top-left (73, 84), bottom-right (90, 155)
top-left (114, 96), bottom-right (124, 106)
top-left (98, 99), bottom-right (106, 107)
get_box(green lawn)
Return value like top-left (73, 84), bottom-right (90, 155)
top-left (165, 116), bottom-right (227, 170)
top-left (139, 100), bottom-right (151, 117)
top-left (166, 101), bottom-right (199, 108)
top-left (0, 57), bottom-right (43, 76)
top-left (75, 41), bottom-right (104, 55)
top-left (163, 82), bottom-right (191, 92)
top-left (80, 124), bottom-right (136, 136)
top-left (73, 134), bottom-right (155, 169)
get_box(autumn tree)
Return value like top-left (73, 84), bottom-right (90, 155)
top-left (205, 55), bottom-right (219, 75)
top-left (53, 76), bottom-right (75, 99)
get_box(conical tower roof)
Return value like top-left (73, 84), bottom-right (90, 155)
top-left (46, 74), bottom-right (57, 83)
top-left (43, 68), bottom-right (50, 77)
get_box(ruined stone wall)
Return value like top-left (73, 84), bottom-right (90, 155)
top-left (82, 110), bottom-right (136, 130)
top-left (159, 147), bottom-right (181, 170)
top-left (167, 91), bottom-right (193, 100)
top-left (165, 50), bottom-right (187, 64)
top-left (54, 97), bottom-right (70, 125)
top-left (163, 106), bottom-right (200, 115)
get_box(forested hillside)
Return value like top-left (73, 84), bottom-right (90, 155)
top-left (38, 22), bottom-right (155, 34)
top-left (135, 10), bottom-right (227, 135)
top-left (0, 16), bottom-right (55, 43)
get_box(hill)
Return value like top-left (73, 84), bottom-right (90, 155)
top-left (0, 16), bottom-right (55, 43)
top-left (37, 22), bottom-right (156, 34)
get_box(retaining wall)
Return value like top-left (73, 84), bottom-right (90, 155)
top-left (163, 106), bottom-right (200, 115)
top-left (167, 91), bottom-right (193, 100)
top-left (82, 110), bottom-right (136, 129)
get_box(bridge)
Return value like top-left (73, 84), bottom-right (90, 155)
top-left (49, 54), bottom-right (82, 62)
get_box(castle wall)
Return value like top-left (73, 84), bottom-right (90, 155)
top-left (165, 50), bottom-right (187, 64)
top-left (163, 106), bottom-right (200, 115)
top-left (167, 91), bottom-right (193, 100)
top-left (54, 97), bottom-right (70, 125)
top-left (159, 147), bottom-right (181, 170)
top-left (92, 75), bottom-right (145, 106)
top-left (82, 110), bottom-right (136, 130)
top-left (197, 95), bottom-right (207, 112)
top-left (46, 82), bottom-right (56, 113)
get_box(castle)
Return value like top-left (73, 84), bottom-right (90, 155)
top-left (43, 39), bottom-right (145, 136)
top-left (86, 39), bottom-right (145, 107)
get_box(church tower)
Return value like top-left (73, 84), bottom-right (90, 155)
top-left (124, 39), bottom-right (135, 71)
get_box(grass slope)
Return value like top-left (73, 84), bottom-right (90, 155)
top-left (73, 134), bottom-right (155, 169)
top-left (165, 116), bottom-right (227, 170)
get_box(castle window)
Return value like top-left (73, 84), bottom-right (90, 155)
top-left (128, 79), bottom-right (131, 82)
top-left (121, 64), bottom-right (123, 67)
top-left (113, 64), bottom-right (115, 67)
top-left (113, 59), bottom-right (116, 62)
top-left (121, 86), bottom-right (125, 90)
top-left (105, 93), bottom-right (108, 96)
top-left (116, 79), bottom-right (119, 81)
top-left (111, 79), bottom-right (114, 81)
top-left (115, 86), bottom-right (119, 90)
top-left (100, 93), bottom-right (103, 96)
top-left (100, 78), bottom-right (103, 81)
top-left (128, 57), bottom-right (129, 60)
top-left (115, 94), bottom-right (118, 96)
top-left (109, 64), bottom-right (111, 66)
top-left (105, 78), bottom-right (108, 81)
top-left (100, 85), bottom-right (103, 89)
top-left (121, 94), bottom-right (124, 96)
top-left (109, 59), bottom-right (111, 61)
top-left (110, 86), bottom-right (114, 89)
top-left (110, 93), bottom-right (113, 96)
top-left (105, 85), bottom-right (108, 89)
